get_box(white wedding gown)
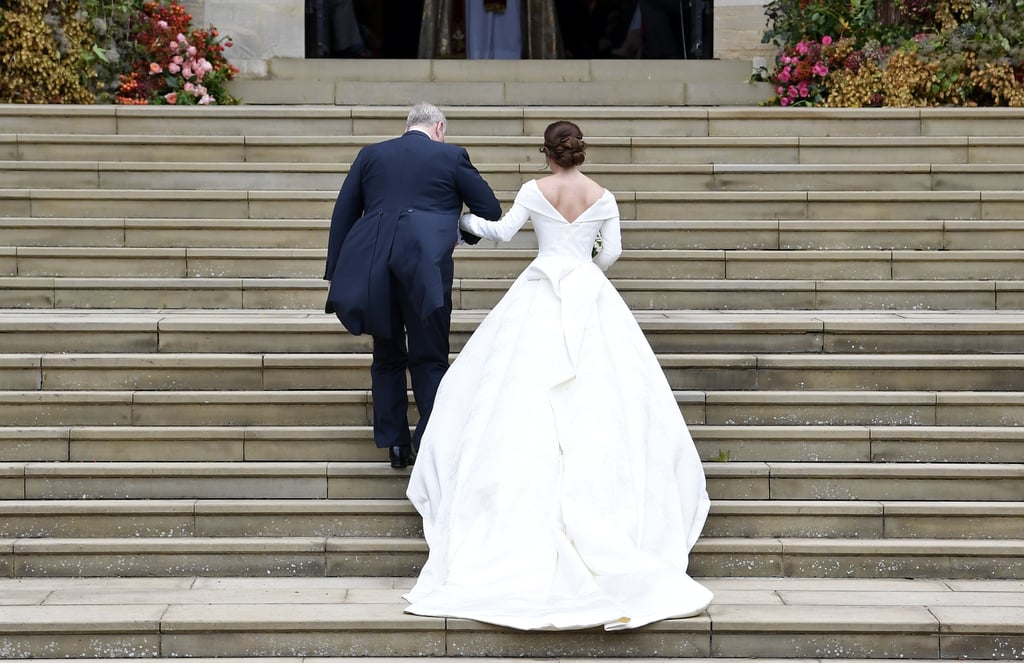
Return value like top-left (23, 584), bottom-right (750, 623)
top-left (404, 179), bottom-right (713, 631)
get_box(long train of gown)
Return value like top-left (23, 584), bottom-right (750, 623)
top-left (404, 180), bottom-right (713, 630)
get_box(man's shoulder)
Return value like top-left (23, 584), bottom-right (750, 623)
top-left (359, 133), bottom-right (468, 164)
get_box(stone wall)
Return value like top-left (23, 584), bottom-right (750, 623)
top-left (181, 0), bottom-right (305, 76)
top-left (189, 0), bottom-right (776, 75)
top-left (714, 0), bottom-right (777, 61)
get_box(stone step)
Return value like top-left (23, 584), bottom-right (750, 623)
top-left (2, 576), bottom-right (1022, 658)
top-left (0, 387), bottom-right (1021, 427)
top-left (3, 535), bottom-right (1024, 580)
top-left (4, 246), bottom-right (1023, 281)
top-left (4, 424), bottom-right (1023, 464)
top-left (3, 276), bottom-right (1021, 310)
top-left (3, 424), bottom-right (1023, 464)
top-left (4, 105), bottom-right (1024, 138)
top-left (2, 309), bottom-right (1024, 355)
top-left (1, 498), bottom-right (1021, 540)
top-left (5, 160), bottom-right (1024, 192)
top-left (237, 64), bottom-right (771, 106)
top-left (4, 188), bottom-right (1024, 221)
top-left (4, 352), bottom-right (1024, 392)
top-left (8, 217), bottom-right (1024, 251)
top-left (465, 278), bottom-right (1022, 311)
top-left (9, 133), bottom-right (1024, 165)
top-left (3, 461), bottom-right (1021, 501)
top-left (0, 660), bottom-right (995, 663)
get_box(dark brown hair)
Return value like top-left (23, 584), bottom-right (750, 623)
top-left (540, 120), bottom-right (587, 168)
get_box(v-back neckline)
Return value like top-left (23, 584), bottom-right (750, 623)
top-left (531, 179), bottom-right (606, 224)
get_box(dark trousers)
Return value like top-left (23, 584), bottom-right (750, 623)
top-left (370, 273), bottom-right (452, 450)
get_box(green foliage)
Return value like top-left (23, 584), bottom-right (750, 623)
top-left (80, 0), bottom-right (141, 102)
top-left (711, 449), bottom-right (732, 462)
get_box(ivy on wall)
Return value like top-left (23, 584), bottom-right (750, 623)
top-left (0, 0), bottom-right (237, 104)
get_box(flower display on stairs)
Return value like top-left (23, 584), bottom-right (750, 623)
top-left (0, 0), bottom-right (238, 105)
top-left (760, 0), bottom-right (1024, 107)
top-left (116, 1), bottom-right (239, 105)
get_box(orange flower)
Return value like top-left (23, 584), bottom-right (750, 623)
top-left (149, 62), bottom-right (163, 74)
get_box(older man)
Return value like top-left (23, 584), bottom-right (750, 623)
top-left (325, 103), bottom-right (501, 468)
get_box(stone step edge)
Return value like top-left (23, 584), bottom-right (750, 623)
top-left (4, 461), bottom-right (1022, 478)
top-left (4, 133), bottom-right (1024, 145)
top-left (2, 498), bottom-right (1021, 515)
top-left (3, 424), bottom-right (1023, 441)
top-left (4, 535), bottom-right (1024, 556)
top-left (3, 276), bottom-right (1022, 290)
top-left (8, 246), bottom-right (1024, 260)
top-left (4, 102), bottom-right (1024, 121)
top-left (4, 351), bottom-right (1024, 368)
top-left (8, 102), bottom-right (1024, 127)
top-left (5, 187), bottom-right (1024, 201)
top-left (3, 308), bottom-right (1024, 326)
top-left (2, 389), bottom-right (1024, 404)
top-left (8, 159), bottom-right (1024, 173)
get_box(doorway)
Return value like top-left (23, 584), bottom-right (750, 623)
top-left (304, 1), bottom-right (713, 60)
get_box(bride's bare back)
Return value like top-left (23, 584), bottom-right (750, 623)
top-left (535, 171), bottom-right (606, 223)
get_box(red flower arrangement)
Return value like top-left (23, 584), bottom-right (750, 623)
top-left (116, 1), bottom-right (239, 105)
top-left (769, 35), bottom-right (837, 106)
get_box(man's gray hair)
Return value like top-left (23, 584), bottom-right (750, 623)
top-left (406, 102), bottom-right (446, 129)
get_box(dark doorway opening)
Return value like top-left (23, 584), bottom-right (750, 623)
top-left (304, 1), bottom-right (713, 60)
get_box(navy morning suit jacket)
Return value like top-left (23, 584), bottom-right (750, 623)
top-left (324, 130), bottom-right (502, 338)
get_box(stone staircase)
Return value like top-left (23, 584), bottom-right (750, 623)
top-left (1, 102), bottom-right (1024, 659)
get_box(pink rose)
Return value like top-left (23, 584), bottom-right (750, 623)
top-left (177, 33), bottom-right (187, 43)
top-left (777, 68), bottom-right (791, 83)
top-left (813, 62), bottom-right (829, 77)
top-left (776, 86), bottom-right (784, 95)
top-left (184, 82), bottom-right (195, 92)
top-left (172, 55), bottom-right (183, 65)
top-left (157, 20), bottom-right (168, 30)
top-left (788, 85), bottom-right (799, 98)
top-left (164, 92), bottom-right (178, 104)
top-left (183, 67), bottom-right (193, 79)
top-left (822, 35), bottom-right (832, 45)
top-left (149, 62), bottom-right (162, 74)
top-left (796, 41), bottom-right (809, 55)
top-left (780, 97), bottom-right (790, 106)
top-left (198, 94), bottom-right (214, 105)
top-left (168, 63), bottom-right (180, 74)
top-left (169, 41), bottom-right (179, 51)
top-left (187, 46), bottom-right (197, 57)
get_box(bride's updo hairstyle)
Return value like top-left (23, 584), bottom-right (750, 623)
top-left (540, 120), bottom-right (587, 168)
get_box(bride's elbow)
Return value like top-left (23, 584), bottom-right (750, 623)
top-left (594, 249), bottom-right (622, 271)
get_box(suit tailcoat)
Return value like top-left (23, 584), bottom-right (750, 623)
top-left (325, 130), bottom-right (501, 337)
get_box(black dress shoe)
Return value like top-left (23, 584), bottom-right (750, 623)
top-left (389, 445), bottom-right (410, 469)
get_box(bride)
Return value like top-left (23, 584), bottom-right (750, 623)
top-left (403, 120), bottom-right (713, 631)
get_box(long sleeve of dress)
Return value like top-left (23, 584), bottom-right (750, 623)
top-left (459, 201), bottom-right (531, 243)
top-left (592, 213), bottom-right (622, 271)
